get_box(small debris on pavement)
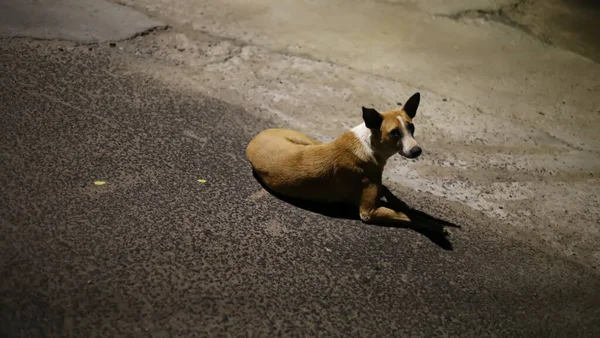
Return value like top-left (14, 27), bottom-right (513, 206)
top-left (197, 179), bottom-right (207, 183)
top-left (93, 181), bottom-right (106, 186)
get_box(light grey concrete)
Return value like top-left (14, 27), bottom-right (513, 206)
top-left (1, 0), bottom-right (600, 336)
top-left (503, 0), bottom-right (600, 63)
top-left (0, 0), bottom-right (164, 42)
top-left (118, 0), bottom-right (600, 270)
top-left (380, 0), bottom-right (518, 15)
top-left (2, 36), bottom-right (600, 338)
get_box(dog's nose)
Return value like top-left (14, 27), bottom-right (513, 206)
top-left (409, 146), bottom-right (422, 158)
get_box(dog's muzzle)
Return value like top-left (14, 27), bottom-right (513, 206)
top-left (402, 146), bottom-right (422, 159)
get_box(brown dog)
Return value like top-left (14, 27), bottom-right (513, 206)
top-left (246, 92), bottom-right (423, 225)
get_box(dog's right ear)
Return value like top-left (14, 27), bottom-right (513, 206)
top-left (362, 107), bottom-right (383, 129)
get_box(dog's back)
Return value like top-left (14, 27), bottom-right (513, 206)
top-left (246, 128), bottom-right (363, 203)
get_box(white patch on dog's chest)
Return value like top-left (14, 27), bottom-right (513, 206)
top-left (350, 123), bottom-right (375, 161)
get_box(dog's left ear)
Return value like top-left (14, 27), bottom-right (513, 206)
top-left (362, 107), bottom-right (383, 129)
top-left (403, 92), bottom-right (420, 119)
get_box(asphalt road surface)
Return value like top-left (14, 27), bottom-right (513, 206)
top-left (1, 41), bottom-right (600, 337)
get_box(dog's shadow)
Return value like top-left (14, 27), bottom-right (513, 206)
top-left (253, 171), bottom-right (459, 250)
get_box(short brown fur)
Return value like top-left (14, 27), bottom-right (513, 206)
top-left (246, 92), bottom-right (422, 226)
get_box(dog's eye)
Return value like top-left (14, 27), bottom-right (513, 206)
top-left (408, 124), bottom-right (415, 134)
top-left (390, 129), bottom-right (401, 137)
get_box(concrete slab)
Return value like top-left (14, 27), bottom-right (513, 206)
top-left (115, 1), bottom-right (600, 270)
top-left (1, 38), bottom-right (600, 337)
top-left (382, 0), bottom-right (518, 15)
top-left (0, 0), bottom-right (164, 42)
top-left (504, 0), bottom-right (600, 63)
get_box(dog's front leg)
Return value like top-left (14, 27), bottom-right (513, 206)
top-left (359, 183), bottom-right (411, 224)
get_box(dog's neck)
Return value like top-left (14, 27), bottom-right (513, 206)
top-left (347, 123), bottom-right (391, 167)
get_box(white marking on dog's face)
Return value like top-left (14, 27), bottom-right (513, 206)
top-left (351, 123), bottom-right (375, 161)
top-left (397, 116), bottom-right (419, 158)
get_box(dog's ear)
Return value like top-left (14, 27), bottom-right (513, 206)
top-left (362, 107), bottom-right (383, 129)
top-left (403, 92), bottom-right (420, 119)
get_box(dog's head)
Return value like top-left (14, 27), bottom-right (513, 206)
top-left (362, 92), bottom-right (422, 159)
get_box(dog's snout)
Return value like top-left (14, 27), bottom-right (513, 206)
top-left (409, 146), bottom-right (422, 158)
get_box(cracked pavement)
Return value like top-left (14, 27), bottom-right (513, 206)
top-left (1, 0), bottom-right (600, 337)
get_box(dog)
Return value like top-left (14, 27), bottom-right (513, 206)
top-left (246, 92), bottom-right (423, 226)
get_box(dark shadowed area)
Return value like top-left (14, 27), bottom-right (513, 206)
top-left (1, 39), bottom-right (599, 338)
top-left (1, 0), bottom-right (600, 337)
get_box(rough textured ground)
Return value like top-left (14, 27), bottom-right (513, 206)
top-left (2, 37), bottom-right (600, 338)
top-left (113, 0), bottom-right (600, 269)
top-left (0, 0), bottom-right (164, 42)
top-left (1, 0), bottom-right (600, 337)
